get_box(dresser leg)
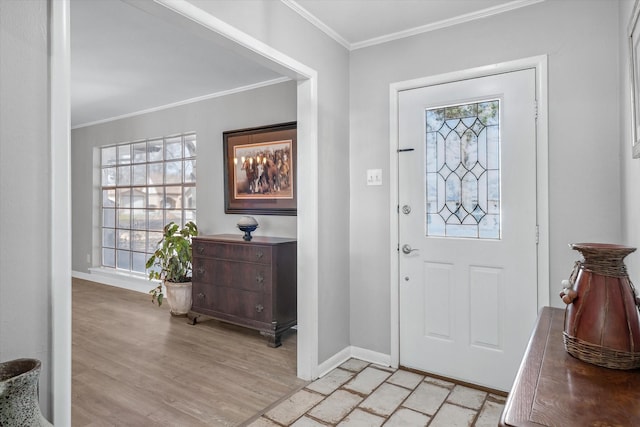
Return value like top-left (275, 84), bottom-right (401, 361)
top-left (260, 330), bottom-right (282, 348)
top-left (187, 311), bottom-right (202, 325)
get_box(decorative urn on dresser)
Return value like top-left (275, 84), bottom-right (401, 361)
top-left (560, 243), bottom-right (640, 369)
top-left (189, 234), bottom-right (297, 347)
top-left (237, 216), bottom-right (259, 241)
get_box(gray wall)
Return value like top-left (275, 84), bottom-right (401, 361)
top-left (349, 0), bottom-right (622, 354)
top-left (187, 0), bottom-right (352, 364)
top-left (72, 81), bottom-right (298, 272)
top-left (0, 0), bottom-right (52, 419)
top-left (621, 0), bottom-right (640, 276)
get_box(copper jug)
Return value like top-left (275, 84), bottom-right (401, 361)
top-left (560, 243), bottom-right (640, 369)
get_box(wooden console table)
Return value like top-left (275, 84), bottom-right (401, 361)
top-left (500, 306), bottom-right (640, 426)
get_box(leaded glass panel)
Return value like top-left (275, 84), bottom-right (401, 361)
top-left (425, 100), bottom-right (500, 239)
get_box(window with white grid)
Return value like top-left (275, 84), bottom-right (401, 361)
top-left (100, 133), bottom-right (196, 274)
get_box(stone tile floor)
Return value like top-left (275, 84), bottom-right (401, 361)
top-left (245, 358), bottom-right (506, 426)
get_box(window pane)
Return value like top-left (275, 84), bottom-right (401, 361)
top-left (131, 230), bottom-right (146, 252)
top-left (147, 187), bottom-right (164, 209)
top-left (132, 252), bottom-right (147, 273)
top-left (116, 250), bottom-right (130, 270)
top-left (184, 187), bottom-right (196, 209)
top-left (148, 163), bottom-right (163, 185)
top-left (117, 209), bottom-right (130, 229)
top-left (184, 159), bottom-right (196, 183)
top-left (165, 161), bottom-right (182, 184)
top-left (102, 189), bottom-right (115, 208)
top-left (148, 210), bottom-right (163, 232)
top-left (101, 167), bottom-right (116, 186)
top-left (148, 139), bottom-right (163, 162)
top-left (132, 209), bottom-right (146, 230)
top-left (102, 228), bottom-right (115, 248)
top-left (132, 164), bottom-right (146, 186)
top-left (116, 188), bottom-right (130, 208)
top-left (184, 210), bottom-right (196, 224)
top-left (117, 229), bottom-right (130, 250)
top-left (131, 188), bottom-right (146, 208)
top-left (165, 186), bottom-right (181, 209)
top-left (101, 146), bottom-right (116, 167)
top-left (102, 248), bottom-right (115, 268)
top-left (165, 136), bottom-right (182, 160)
top-left (132, 142), bottom-right (146, 163)
top-left (147, 231), bottom-right (162, 252)
top-left (166, 210), bottom-right (182, 226)
top-left (103, 208), bottom-right (115, 228)
top-left (184, 134), bottom-right (196, 158)
top-left (117, 144), bottom-right (131, 165)
top-left (117, 165), bottom-right (131, 186)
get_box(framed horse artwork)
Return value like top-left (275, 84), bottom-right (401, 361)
top-left (223, 122), bottom-right (297, 215)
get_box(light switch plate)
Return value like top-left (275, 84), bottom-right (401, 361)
top-left (367, 169), bottom-right (382, 186)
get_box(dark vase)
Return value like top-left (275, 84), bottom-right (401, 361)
top-left (0, 358), bottom-right (52, 426)
top-left (560, 243), bottom-right (640, 369)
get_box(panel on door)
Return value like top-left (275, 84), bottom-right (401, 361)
top-left (398, 69), bottom-right (538, 391)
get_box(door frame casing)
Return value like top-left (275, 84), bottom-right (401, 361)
top-left (51, 1), bottom-right (320, 424)
top-left (388, 56), bottom-right (549, 368)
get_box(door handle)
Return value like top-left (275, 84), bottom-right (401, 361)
top-left (402, 244), bottom-right (419, 254)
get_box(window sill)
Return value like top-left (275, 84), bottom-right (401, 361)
top-left (72, 268), bottom-right (159, 294)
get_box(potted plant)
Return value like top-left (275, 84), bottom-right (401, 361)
top-left (145, 221), bottom-right (198, 316)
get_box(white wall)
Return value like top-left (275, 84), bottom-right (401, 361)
top-left (0, 0), bottom-right (52, 419)
top-left (349, 0), bottom-right (621, 354)
top-left (620, 0), bottom-right (640, 275)
top-left (72, 81), bottom-right (298, 273)
top-left (186, 0), bottom-right (352, 364)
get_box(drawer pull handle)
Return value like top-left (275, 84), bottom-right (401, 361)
top-left (196, 266), bottom-right (205, 277)
top-left (256, 274), bottom-right (264, 284)
top-left (255, 304), bottom-right (264, 312)
top-left (197, 293), bottom-right (205, 300)
top-left (196, 246), bottom-right (204, 255)
top-left (256, 251), bottom-right (264, 260)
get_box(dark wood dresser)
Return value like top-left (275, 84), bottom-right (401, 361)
top-left (189, 234), bottom-right (296, 347)
top-left (500, 306), bottom-right (640, 426)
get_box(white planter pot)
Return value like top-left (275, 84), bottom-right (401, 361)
top-left (165, 281), bottom-right (192, 316)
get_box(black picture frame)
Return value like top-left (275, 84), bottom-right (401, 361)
top-left (223, 122), bottom-right (297, 215)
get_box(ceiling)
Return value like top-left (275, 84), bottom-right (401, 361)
top-left (70, 0), bottom-right (540, 128)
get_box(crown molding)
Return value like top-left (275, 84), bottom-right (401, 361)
top-left (283, 0), bottom-right (544, 51)
top-left (72, 77), bottom-right (290, 129)
top-left (281, 0), bottom-right (351, 50)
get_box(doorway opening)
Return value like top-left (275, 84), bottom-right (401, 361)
top-left (51, 1), bottom-right (319, 424)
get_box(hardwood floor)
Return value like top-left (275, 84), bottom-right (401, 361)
top-left (72, 278), bottom-right (304, 426)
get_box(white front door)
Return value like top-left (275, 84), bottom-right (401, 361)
top-left (398, 69), bottom-right (538, 391)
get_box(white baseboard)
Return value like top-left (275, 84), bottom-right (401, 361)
top-left (351, 346), bottom-right (392, 368)
top-left (316, 347), bottom-right (353, 378)
top-left (316, 346), bottom-right (392, 378)
top-left (72, 269), bottom-right (158, 294)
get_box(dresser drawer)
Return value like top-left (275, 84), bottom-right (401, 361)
top-left (192, 283), bottom-right (269, 322)
top-left (193, 241), bottom-right (272, 265)
top-left (193, 258), bottom-right (271, 292)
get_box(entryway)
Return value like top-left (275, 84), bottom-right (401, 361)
top-left (391, 60), bottom-right (549, 392)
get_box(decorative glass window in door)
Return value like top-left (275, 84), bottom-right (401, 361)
top-left (425, 100), bottom-right (500, 239)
